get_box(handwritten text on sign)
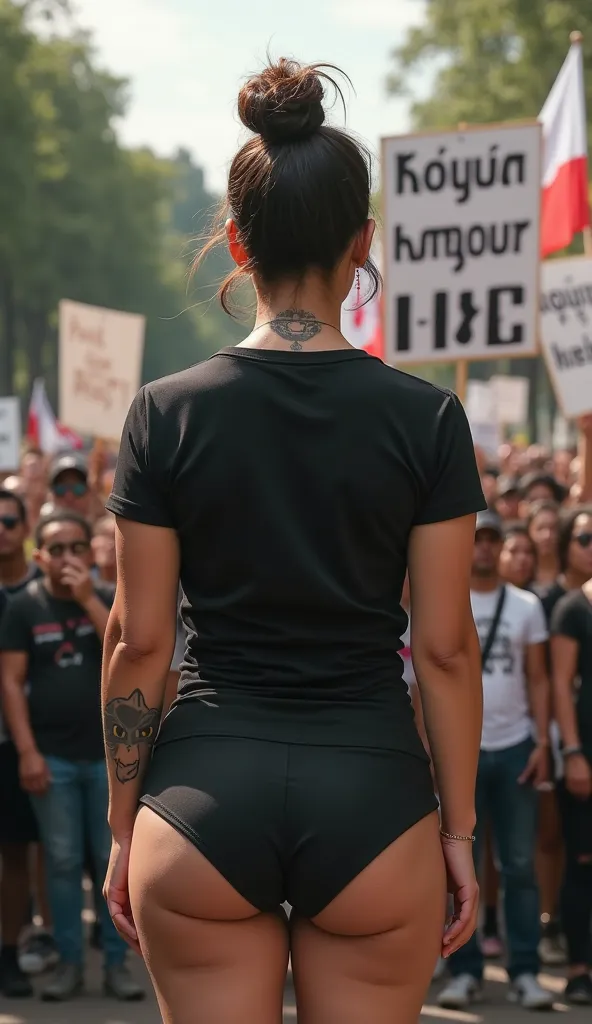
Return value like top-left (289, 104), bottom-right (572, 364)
top-left (540, 257), bottom-right (592, 419)
top-left (59, 300), bottom-right (145, 439)
top-left (382, 123), bottom-right (541, 364)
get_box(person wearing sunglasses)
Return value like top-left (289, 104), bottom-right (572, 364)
top-left (49, 456), bottom-right (91, 520)
top-left (0, 510), bottom-right (143, 1003)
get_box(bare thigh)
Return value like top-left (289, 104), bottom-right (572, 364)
top-left (291, 810), bottom-right (446, 1024)
top-left (128, 806), bottom-right (289, 1024)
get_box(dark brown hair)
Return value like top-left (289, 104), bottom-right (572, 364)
top-left (194, 58), bottom-right (380, 314)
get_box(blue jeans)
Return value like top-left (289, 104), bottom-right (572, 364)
top-left (449, 738), bottom-right (540, 981)
top-left (31, 756), bottom-right (126, 967)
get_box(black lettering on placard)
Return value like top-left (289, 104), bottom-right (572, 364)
top-left (396, 296), bottom-right (411, 351)
top-left (551, 337), bottom-right (592, 371)
top-left (394, 148), bottom-right (526, 204)
top-left (487, 286), bottom-right (525, 346)
top-left (456, 293), bottom-right (480, 344)
top-left (393, 219), bottom-right (531, 272)
top-left (541, 284), bottom-right (592, 325)
top-left (394, 287), bottom-right (527, 353)
top-left (434, 292), bottom-right (448, 349)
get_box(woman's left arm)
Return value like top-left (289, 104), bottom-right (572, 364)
top-left (102, 517), bottom-right (179, 843)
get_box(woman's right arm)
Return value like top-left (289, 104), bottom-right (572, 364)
top-left (408, 513), bottom-right (482, 839)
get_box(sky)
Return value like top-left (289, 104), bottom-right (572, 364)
top-left (67, 0), bottom-right (429, 193)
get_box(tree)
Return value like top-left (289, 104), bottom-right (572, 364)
top-left (0, 0), bottom-right (242, 412)
top-left (389, 0), bottom-right (592, 136)
top-left (387, 0), bottom-right (592, 432)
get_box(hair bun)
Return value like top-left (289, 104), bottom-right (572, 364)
top-left (239, 59), bottom-right (326, 144)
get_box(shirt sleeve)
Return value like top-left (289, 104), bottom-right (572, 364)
top-left (0, 597), bottom-right (33, 654)
top-left (414, 393), bottom-right (487, 526)
top-left (551, 593), bottom-right (584, 641)
top-left (525, 596), bottom-right (549, 646)
top-left (105, 387), bottom-right (174, 528)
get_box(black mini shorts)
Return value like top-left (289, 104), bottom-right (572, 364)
top-left (140, 733), bottom-right (437, 919)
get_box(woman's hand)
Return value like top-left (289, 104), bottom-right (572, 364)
top-left (104, 835), bottom-right (141, 956)
top-left (440, 837), bottom-right (479, 958)
top-left (565, 754), bottom-right (592, 800)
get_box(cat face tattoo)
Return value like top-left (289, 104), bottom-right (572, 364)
top-left (104, 689), bottom-right (160, 783)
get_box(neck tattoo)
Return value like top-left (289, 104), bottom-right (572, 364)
top-left (269, 309), bottom-right (325, 351)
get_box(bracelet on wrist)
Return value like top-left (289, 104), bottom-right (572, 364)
top-left (440, 829), bottom-right (475, 843)
top-left (563, 745), bottom-right (583, 760)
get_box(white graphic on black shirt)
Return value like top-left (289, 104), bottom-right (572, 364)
top-left (54, 642), bottom-right (83, 669)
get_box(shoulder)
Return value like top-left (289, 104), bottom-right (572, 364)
top-left (366, 361), bottom-right (458, 409)
top-left (554, 588), bottom-right (586, 616)
top-left (505, 584), bottom-right (545, 616)
top-left (142, 356), bottom-right (238, 409)
top-left (9, 579), bottom-right (43, 609)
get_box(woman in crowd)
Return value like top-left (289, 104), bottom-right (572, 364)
top-left (552, 558), bottom-right (592, 1003)
top-left (499, 524), bottom-right (537, 591)
top-left (101, 59), bottom-right (485, 1024)
top-left (528, 501), bottom-right (561, 598)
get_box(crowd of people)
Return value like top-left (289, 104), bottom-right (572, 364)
top-left (0, 446), bottom-right (187, 1002)
top-left (1, 418), bottom-right (592, 1008)
top-left (421, 419), bottom-right (592, 1008)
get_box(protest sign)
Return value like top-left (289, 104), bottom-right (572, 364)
top-left (490, 375), bottom-right (530, 425)
top-left (59, 300), bottom-right (145, 439)
top-left (382, 122), bottom-right (541, 364)
top-left (540, 256), bottom-right (592, 418)
top-left (0, 397), bottom-right (21, 472)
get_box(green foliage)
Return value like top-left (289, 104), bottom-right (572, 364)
top-left (387, 0), bottom-right (592, 418)
top-left (389, 0), bottom-right (592, 136)
top-left (0, 0), bottom-right (242, 411)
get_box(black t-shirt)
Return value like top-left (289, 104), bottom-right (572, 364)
top-left (542, 580), bottom-right (567, 627)
top-left (551, 589), bottom-right (592, 759)
top-left (0, 579), bottom-right (114, 760)
top-left (0, 564), bottom-right (42, 743)
top-left (106, 347), bottom-right (485, 753)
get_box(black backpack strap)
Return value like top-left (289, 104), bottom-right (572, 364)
top-left (480, 586), bottom-right (507, 672)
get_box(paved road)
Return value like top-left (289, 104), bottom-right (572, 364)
top-left (0, 957), bottom-right (589, 1023)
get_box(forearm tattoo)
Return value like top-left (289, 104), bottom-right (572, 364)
top-left (104, 689), bottom-right (160, 784)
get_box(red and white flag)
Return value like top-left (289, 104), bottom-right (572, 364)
top-left (341, 276), bottom-right (384, 360)
top-left (539, 40), bottom-right (590, 257)
top-left (27, 379), bottom-right (83, 454)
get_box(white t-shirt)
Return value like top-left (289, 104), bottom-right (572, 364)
top-left (471, 584), bottom-right (548, 752)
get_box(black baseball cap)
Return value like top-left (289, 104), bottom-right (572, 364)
top-left (49, 454), bottom-right (88, 487)
top-left (475, 509), bottom-right (504, 538)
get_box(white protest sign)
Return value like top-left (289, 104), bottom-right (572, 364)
top-left (0, 397), bottom-right (21, 472)
top-left (466, 380), bottom-right (496, 424)
top-left (490, 375), bottom-right (530, 424)
top-left (59, 300), bottom-right (145, 440)
top-left (382, 122), bottom-right (541, 364)
top-left (466, 381), bottom-right (501, 459)
top-left (540, 257), bottom-right (592, 418)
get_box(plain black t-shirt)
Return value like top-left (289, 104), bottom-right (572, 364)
top-left (551, 588), bottom-right (592, 760)
top-left (107, 347), bottom-right (485, 753)
top-left (0, 579), bottom-right (114, 761)
top-left (542, 580), bottom-right (567, 626)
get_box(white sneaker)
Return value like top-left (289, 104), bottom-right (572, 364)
top-left (438, 974), bottom-right (483, 1009)
top-left (508, 974), bottom-right (554, 1010)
